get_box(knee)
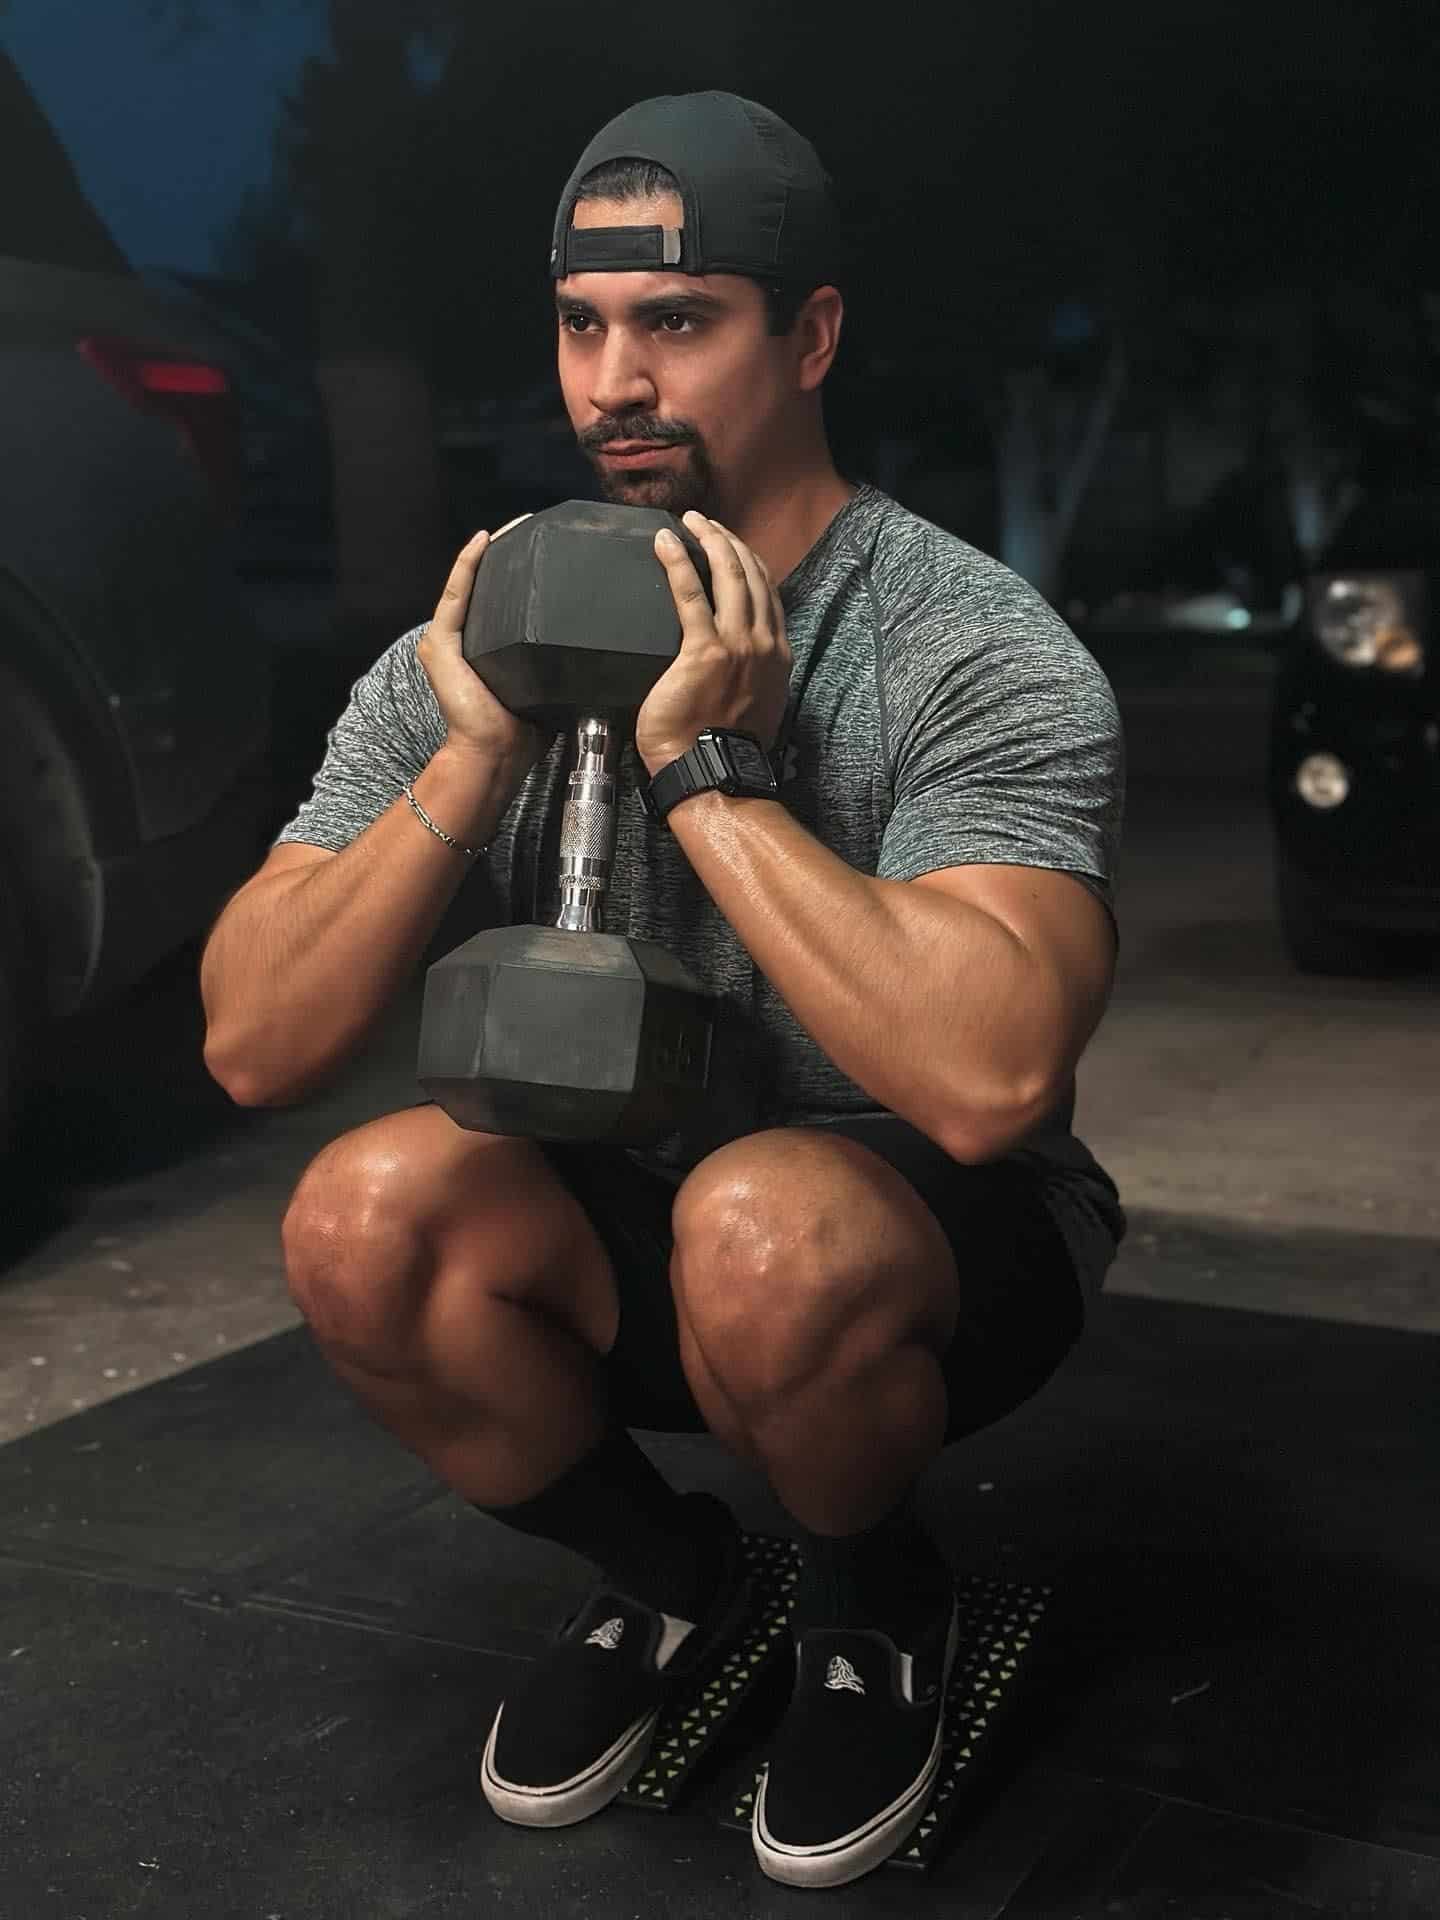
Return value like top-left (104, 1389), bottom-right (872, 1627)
top-left (671, 1213), bottom-right (880, 1411)
top-left (281, 1138), bottom-right (431, 1365)
top-left (672, 1192), bottom-right (946, 1411)
top-left (672, 1132), bottom-right (962, 1406)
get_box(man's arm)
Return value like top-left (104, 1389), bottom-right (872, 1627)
top-left (652, 785), bottom-right (1114, 1163)
top-left (908, 860), bottom-right (1117, 1150)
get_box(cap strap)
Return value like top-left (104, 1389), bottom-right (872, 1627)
top-left (555, 224), bottom-right (686, 274)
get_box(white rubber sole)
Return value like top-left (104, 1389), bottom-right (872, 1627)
top-left (480, 1699), bottom-right (661, 1828)
top-left (752, 1604), bottom-right (960, 1888)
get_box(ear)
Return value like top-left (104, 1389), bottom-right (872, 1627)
top-left (794, 286), bottom-right (844, 393)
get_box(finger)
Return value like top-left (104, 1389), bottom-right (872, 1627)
top-left (707, 520), bottom-right (792, 674)
top-left (681, 510), bottom-right (753, 636)
top-left (432, 529), bottom-right (491, 632)
top-left (655, 526), bottom-right (721, 643)
top-left (717, 525), bottom-right (781, 645)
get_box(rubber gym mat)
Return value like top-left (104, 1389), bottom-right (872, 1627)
top-left (5, 1286), bottom-right (1440, 1913)
top-left (0, 1328), bottom-right (436, 1596)
top-left (0, 1555), bottom-right (1084, 1918)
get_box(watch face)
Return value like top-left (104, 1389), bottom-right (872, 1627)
top-left (728, 737), bottom-right (771, 782)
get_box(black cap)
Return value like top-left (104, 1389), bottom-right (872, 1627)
top-left (550, 91), bottom-right (844, 290)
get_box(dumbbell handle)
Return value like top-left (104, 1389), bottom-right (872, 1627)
top-left (555, 714), bottom-right (621, 933)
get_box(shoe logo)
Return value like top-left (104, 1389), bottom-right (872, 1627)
top-left (586, 1616), bottom-right (625, 1650)
top-left (825, 1654), bottom-right (866, 1695)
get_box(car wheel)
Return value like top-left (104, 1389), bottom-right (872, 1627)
top-left (1274, 848), bottom-right (1427, 978)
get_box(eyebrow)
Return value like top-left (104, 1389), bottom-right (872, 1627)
top-left (555, 291), bottom-right (730, 322)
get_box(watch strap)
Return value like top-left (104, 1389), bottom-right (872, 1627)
top-left (642, 730), bottom-right (778, 826)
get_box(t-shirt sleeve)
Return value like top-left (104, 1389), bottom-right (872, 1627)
top-left (875, 563), bottom-right (1125, 939)
top-left (271, 624), bottom-right (447, 853)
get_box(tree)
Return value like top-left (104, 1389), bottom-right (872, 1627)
top-left (0, 46), bottom-right (130, 273)
top-left (109, 0), bottom-right (455, 647)
top-left (737, 0), bottom-right (1439, 602)
top-left (273, 0), bottom-right (453, 644)
top-left (733, 2), bottom-right (1137, 599)
top-left (139, 0), bottom-right (739, 644)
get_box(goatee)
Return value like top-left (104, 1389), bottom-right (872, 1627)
top-left (584, 439), bottom-right (720, 521)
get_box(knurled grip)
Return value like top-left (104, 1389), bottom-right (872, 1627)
top-left (555, 715), bottom-right (621, 933)
top-left (559, 778), bottom-right (616, 868)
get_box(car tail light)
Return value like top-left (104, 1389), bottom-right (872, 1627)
top-left (77, 334), bottom-right (242, 522)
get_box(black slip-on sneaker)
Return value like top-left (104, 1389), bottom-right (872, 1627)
top-left (481, 1492), bottom-right (755, 1828)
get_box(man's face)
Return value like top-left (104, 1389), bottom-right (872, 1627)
top-left (555, 191), bottom-right (793, 520)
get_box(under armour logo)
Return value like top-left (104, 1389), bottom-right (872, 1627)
top-left (586, 1616), bottom-right (625, 1650)
top-left (825, 1654), bottom-right (866, 1695)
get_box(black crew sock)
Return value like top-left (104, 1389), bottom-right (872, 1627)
top-left (789, 1484), bottom-right (953, 1646)
top-left (473, 1422), bottom-right (735, 1623)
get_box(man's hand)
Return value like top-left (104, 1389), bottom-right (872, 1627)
top-left (418, 515), bottom-right (550, 775)
top-left (636, 510), bottom-right (793, 775)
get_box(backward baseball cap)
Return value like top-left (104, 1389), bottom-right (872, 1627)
top-left (549, 91), bottom-right (846, 289)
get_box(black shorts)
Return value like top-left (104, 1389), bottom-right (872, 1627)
top-left (537, 1114), bottom-right (1086, 1446)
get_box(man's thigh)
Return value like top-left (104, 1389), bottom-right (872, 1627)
top-left (540, 1116), bottom-right (1085, 1445)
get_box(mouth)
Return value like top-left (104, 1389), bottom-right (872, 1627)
top-left (597, 442), bottom-right (682, 467)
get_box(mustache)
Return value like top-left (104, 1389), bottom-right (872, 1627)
top-left (577, 415), bottom-right (699, 453)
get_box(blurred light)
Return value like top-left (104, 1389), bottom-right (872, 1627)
top-left (135, 360), bottom-right (228, 396)
top-left (1295, 753), bottom-right (1350, 809)
top-left (1226, 606), bottom-right (1252, 629)
top-left (1311, 574), bottom-right (1427, 673)
top-left (1375, 625), bottom-right (1425, 674)
top-left (78, 335), bottom-right (239, 518)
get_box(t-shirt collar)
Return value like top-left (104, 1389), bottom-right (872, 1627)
top-left (778, 483), bottom-right (875, 607)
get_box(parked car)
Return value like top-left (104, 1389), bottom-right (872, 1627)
top-left (139, 267), bottom-right (336, 582)
top-left (0, 214), bottom-right (272, 1151)
top-left (1267, 482), bottom-right (1439, 975)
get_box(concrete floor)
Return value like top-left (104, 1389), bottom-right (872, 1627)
top-left (1, 641), bottom-right (1436, 1445)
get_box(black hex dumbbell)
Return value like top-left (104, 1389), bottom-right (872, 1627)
top-left (416, 500), bottom-right (760, 1146)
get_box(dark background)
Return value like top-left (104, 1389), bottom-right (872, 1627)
top-left (5, 0), bottom-right (1436, 652)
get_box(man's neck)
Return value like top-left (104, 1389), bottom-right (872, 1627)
top-left (724, 466), bottom-right (858, 588)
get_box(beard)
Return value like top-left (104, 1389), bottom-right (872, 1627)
top-left (577, 415), bottom-right (720, 520)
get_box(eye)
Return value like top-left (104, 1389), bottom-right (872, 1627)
top-left (658, 312), bottom-right (695, 333)
top-left (561, 311), bottom-right (595, 334)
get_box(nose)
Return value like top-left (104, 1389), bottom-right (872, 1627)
top-left (588, 328), bottom-right (656, 420)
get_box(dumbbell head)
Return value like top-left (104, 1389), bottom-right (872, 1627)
top-left (417, 923), bottom-right (761, 1146)
top-left (462, 500), bottom-right (713, 732)
top-left (419, 924), bottom-right (710, 1144)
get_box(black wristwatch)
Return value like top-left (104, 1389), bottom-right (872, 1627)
top-left (639, 728), bottom-right (782, 828)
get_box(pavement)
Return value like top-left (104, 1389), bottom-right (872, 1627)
top-left (0, 604), bottom-right (1435, 1445)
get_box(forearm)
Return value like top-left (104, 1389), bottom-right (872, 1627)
top-left (201, 743), bottom-right (525, 1105)
top-left (661, 791), bottom-right (1050, 1159)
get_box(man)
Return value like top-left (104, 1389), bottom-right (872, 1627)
top-left (200, 91), bottom-right (1125, 1891)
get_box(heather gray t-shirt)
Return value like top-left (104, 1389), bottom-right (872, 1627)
top-left (275, 485), bottom-right (1127, 1302)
